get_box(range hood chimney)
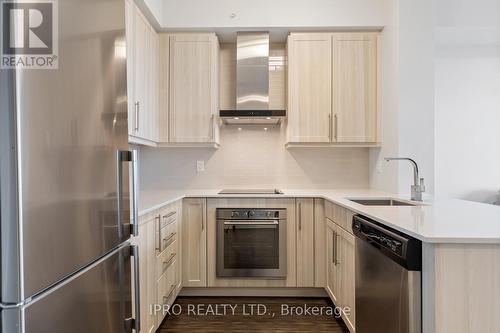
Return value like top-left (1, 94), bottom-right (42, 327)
top-left (220, 32), bottom-right (286, 124)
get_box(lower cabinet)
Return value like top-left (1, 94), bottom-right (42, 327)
top-left (325, 204), bottom-right (356, 333)
top-left (296, 198), bottom-right (315, 287)
top-left (133, 197), bottom-right (355, 332)
top-left (133, 200), bottom-right (182, 332)
top-left (133, 214), bottom-right (158, 333)
top-left (337, 225), bottom-right (356, 331)
top-left (181, 198), bottom-right (207, 287)
top-left (325, 218), bottom-right (339, 304)
top-left (155, 201), bottom-right (181, 326)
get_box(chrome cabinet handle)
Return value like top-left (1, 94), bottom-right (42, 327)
top-left (335, 232), bottom-right (341, 265)
top-left (209, 114), bottom-right (215, 140)
top-left (223, 221), bottom-right (279, 225)
top-left (163, 211), bottom-right (176, 219)
top-left (328, 114), bottom-right (332, 141)
top-left (332, 231), bottom-right (336, 264)
top-left (134, 101), bottom-right (139, 132)
top-left (155, 214), bottom-right (162, 251)
top-left (162, 285), bottom-right (176, 305)
top-left (163, 253), bottom-right (177, 270)
top-left (334, 114), bottom-right (338, 141)
top-left (131, 245), bottom-right (140, 332)
top-left (162, 211), bottom-right (177, 225)
top-left (298, 202), bottom-right (302, 231)
top-left (163, 232), bottom-right (176, 247)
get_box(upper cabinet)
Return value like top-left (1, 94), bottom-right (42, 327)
top-left (126, 6), bottom-right (219, 147)
top-left (334, 34), bottom-right (378, 143)
top-left (286, 32), bottom-right (380, 147)
top-left (125, 18), bottom-right (379, 149)
top-left (126, 0), bottom-right (158, 146)
top-left (167, 34), bottom-right (220, 146)
top-left (156, 33), bottom-right (220, 147)
top-left (287, 34), bottom-right (332, 143)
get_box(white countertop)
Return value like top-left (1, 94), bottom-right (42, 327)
top-left (139, 189), bottom-right (500, 244)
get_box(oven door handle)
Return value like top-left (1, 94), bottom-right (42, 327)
top-left (223, 221), bottom-right (279, 225)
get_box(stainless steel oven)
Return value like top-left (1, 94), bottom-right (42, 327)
top-left (216, 208), bottom-right (287, 278)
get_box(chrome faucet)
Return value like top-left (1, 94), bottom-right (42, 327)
top-left (384, 157), bottom-right (426, 201)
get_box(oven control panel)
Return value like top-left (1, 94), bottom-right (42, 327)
top-left (217, 208), bottom-right (287, 220)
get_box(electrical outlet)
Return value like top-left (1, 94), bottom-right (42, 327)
top-left (196, 160), bottom-right (205, 173)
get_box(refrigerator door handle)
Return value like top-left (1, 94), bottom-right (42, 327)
top-left (131, 244), bottom-right (140, 332)
top-left (118, 150), bottom-right (139, 237)
top-left (130, 150), bottom-right (139, 236)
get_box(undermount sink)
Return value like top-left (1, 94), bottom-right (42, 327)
top-left (347, 198), bottom-right (420, 206)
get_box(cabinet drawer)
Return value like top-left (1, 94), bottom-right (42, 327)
top-left (157, 238), bottom-right (178, 279)
top-left (157, 258), bottom-right (178, 307)
top-left (325, 201), bottom-right (354, 233)
top-left (160, 209), bottom-right (177, 229)
top-left (157, 219), bottom-right (177, 253)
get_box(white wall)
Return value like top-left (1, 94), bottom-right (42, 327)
top-left (434, 0), bottom-right (500, 203)
top-left (370, 0), bottom-right (435, 196)
top-left (139, 126), bottom-right (369, 191)
top-left (369, 0), bottom-right (399, 193)
top-left (397, 0), bottom-right (436, 195)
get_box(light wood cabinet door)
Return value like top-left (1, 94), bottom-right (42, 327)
top-left (314, 199), bottom-right (326, 288)
top-left (181, 198), bottom-right (207, 287)
top-left (287, 33), bottom-right (332, 143)
top-left (158, 34), bottom-right (170, 142)
top-left (143, 24), bottom-right (153, 140)
top-left (126, 2), bottom-right (158, 145)
top-left (174, 199), bottom-right (183, 291)
top-left (132, 215), bottom-right (158, 333)
top-left (333, 33), bottom-right (378, 143)
top-left (169, 34), bottom-right (219, 143)
top-left (338, 225), bottom-right (356, 332)
top-left (148, 27), bottom-right (159, 141)
top-left (296, 198), bottom-right (315, 287)
top-left (325, 218), bottom-right (339, 304)
top-left (132, 6), bottom-right (148, 138)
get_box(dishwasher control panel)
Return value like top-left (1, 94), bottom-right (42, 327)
top-left (353, 215), bottom-right (422, 271)
top-left (353, 219), bottom-right (404, 256)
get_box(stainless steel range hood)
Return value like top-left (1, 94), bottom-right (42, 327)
top-left (220, 32), bottom-right (286, 124)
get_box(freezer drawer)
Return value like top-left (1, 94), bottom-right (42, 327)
top-left (3, 244), bottom-right (136, 333)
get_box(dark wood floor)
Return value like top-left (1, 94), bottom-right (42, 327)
top-left (157, 297), bottom-right (349, 332)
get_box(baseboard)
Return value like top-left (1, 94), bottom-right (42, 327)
top-left (178, 287), bottom-right (328, 297)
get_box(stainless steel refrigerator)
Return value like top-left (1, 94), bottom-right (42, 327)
top-left (0, 0), bottom-right (140, 332)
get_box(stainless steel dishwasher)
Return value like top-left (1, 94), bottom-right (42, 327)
top-left (353, 215), bottom-right (422, 333)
